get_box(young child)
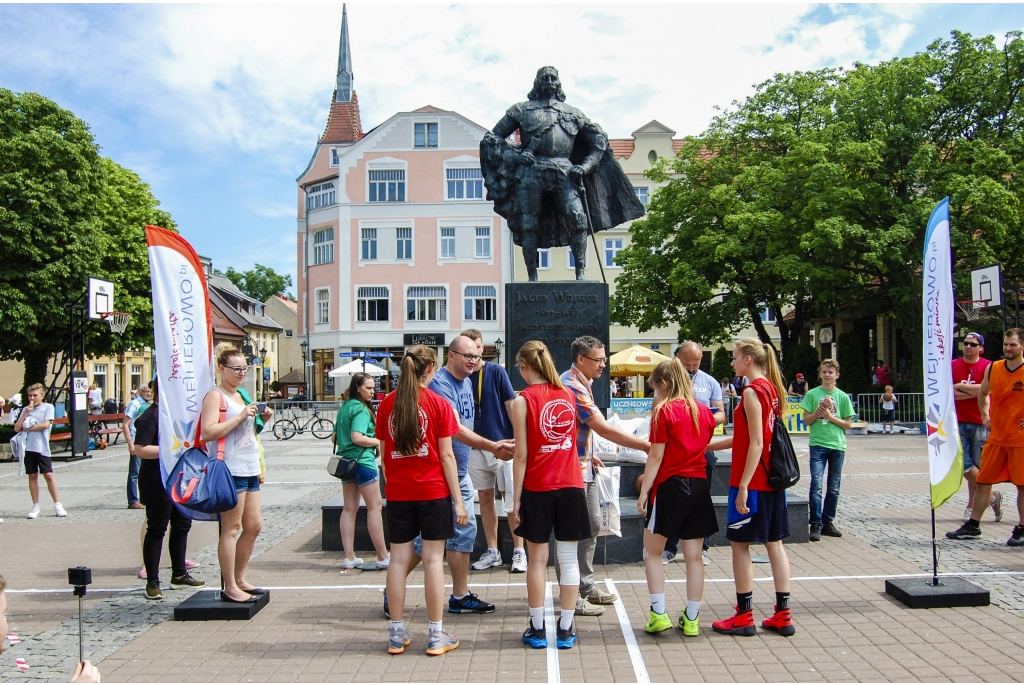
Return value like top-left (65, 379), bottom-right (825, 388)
top-left (878, 386), bottom-right (898, 434)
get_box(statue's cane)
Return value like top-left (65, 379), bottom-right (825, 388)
top-left (578, 181), bottom-right (607, 284)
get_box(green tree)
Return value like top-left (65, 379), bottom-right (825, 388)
top-left (835, 331), bottom-right (872, 399)
top-left (221, 264), bottom-right (292, 304)
top-left (711, 346), bottom-right (733, 382)
top-left (784, 343), bottom-right (820, 389)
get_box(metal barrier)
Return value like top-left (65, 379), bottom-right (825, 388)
top-left (267, 400), bottom-right (341, 440)
top-left (855, 393), bottom-right (925, 425)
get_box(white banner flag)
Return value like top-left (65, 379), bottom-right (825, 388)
top-left (146, 225), bottom-right (216, 518)
top-left (922, 198), bottom-right (963, 509)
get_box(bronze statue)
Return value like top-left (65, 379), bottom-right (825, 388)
top-left (480, 66), bottom-right (645, 281)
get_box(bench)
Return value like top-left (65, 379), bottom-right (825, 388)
top-left (48, 413), bottom-right (126, 448)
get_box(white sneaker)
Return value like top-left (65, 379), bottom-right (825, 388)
top-left (372, 553), bottom-right (390, 570)
top-left (702, 549), bottom-right (710, 566)
top-left (471, 549), bottom-right (502, 570)
top-left (661, 550), bottom-right (676, 565)
top-left (511, 549), bottom-right (527, 573)
top-left (54, 503), bottom-right (67, 517)
top-left (341, 556), bottom-right (364, 570)
top-left (26, 503), bottom-right (41, 519)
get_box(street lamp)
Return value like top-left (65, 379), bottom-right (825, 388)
top-left (494, 338), bottom-right (503, 364)
top-left (300, 340), bottom-right (309, 398)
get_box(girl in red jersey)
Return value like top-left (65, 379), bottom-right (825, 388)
top-left (511, 341), bottom-right (590, 651)
top-left (637, 359), bottom-right (719, 636)
top-left (712, 338), bottom-right (794, 638)
top-left (377, 346), bottom-right (468, 657)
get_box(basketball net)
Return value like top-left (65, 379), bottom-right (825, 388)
top-left (956, 300), bottom-right (983, 322)
top-left (101, 312), bottom-right (132, 335)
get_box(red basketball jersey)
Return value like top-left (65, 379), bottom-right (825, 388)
top-left (521, 384), bottom-right (583, 492)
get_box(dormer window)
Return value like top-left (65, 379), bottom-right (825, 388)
top-left (330, 148), bottom-right (340, 167)
top-left (414, 122), bottom-right (438, 148)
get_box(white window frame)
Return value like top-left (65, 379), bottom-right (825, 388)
top-left (439, 227), bottom-right (456, 260)
top-left (435, 218), bottom-right (495, 265)
top-left (405, 285), bottom-right (449, 323)
top-left (366, 161), bottom-right (408, 204)
top-left (312, 227), bottom-right (335, 265)
top-left (475, 226), bottom-right (491, 259)
top-left (567, 247), bottom-right (578, 270)
top-left (396, 226), bottom-right (413, 260)
top-left (413, 121), bottom-right (439, 148)
top-left (315, 288), bottom-right (330, 325)
top-left (445, 167), bottom-right (484, 201)
top-left (761, 307), bottom-right (777, 323)
top-left (330, 148), bottom-right (340, 167)
top-left (538, 248), bottom-right (551, 270)
top-left (356, 285), bottom-right (390, 323)
top-left (463, 284), bottom-right (499, 323)
top-left (358, 219), bottom-right (415, 266)
top-left (361, 228), bottom-right (377, 261)
top-left (93, 363), bottom-right (108, 394)
top-left (306, 181), bottom-right (337, 212)
top-left (604, 237), bottom-right (625, 268)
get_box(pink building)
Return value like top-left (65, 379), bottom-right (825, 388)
top-left (296, 8), bottom-right (510, 399)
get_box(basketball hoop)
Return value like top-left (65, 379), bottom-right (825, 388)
top-left (100, 312), bottom-right (132, 336)
top-left (956, 300), bottom-right (985, 322)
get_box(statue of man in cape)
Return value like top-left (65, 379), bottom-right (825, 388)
top-left (480, 66), bottom-right (645, 281)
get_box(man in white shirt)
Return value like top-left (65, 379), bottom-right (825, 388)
top-left (15, 383), bottom-right (66, 519)
top-left (122, 385), bottom-right (153, 509)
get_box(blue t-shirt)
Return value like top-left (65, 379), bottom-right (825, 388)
top-left (469, 362), bottom-right (516, 442)
top-left (428, 367), bottom-right (474, 476)
top-left (690, 369), bottom-right (723, 410)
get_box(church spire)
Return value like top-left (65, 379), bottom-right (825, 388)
top-left (336, 4), bottom-right (353, 103)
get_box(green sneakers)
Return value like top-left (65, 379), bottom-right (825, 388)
top-left (678, 610), bottom-right (699, 636)
top-left (644, 609), bottom-right (672, 634)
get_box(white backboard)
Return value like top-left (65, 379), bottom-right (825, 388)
top-left (87, 276), bottom-right (115, 321)
top-left (971, 264), bottom-right (1002, 308)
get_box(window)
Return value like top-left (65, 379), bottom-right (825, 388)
top-left (569, 249), bottom-right (577, 269)
top-left (313, 228), bottom-right (334, 265)
top-left (130, 364), bottom-right (142, 392)
top-left (414, 122), bottom-right (438, 148)
top-left (407, 286), bottom-right (447, 321)
top-left (271, 337), bottom-right (275, 353)
top-left (285, 329), bottom-right (293, 338)
top-left (538, 249), bottom-right (550, 269)
top-left (605, 238), bottom-right (624, 267)
top-left (316, 289), bottom-right (330, 325)
top-left (634, 187), bottom-right (649, 207)
top-left (396, 227), bottom-right (413, 260)
top-left (475, 227), bottom-right (491, 258)
top-left (464, 286), bottom-right (497, 321)
top-left (306, 181), bottom-right (336, 211)
top-left (761, 307), bottom-right (777, 323)
top-left (330, 148), bottom-right (339, 166)
top-left (440, 227), bottom-right (456, 259)
top-left (361, 228), bottom-right (377, 260)
top-left (93, 364), bottom-right (107, 395)
top-left (368, 169), bottom-right (405, 202)
top-left (446, 168), bottom-right (484, 199)
top-left (357, 287), bottom-right (390, 322)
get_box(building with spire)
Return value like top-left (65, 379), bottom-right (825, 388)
top-left (295, 6), bottom-right (510, 399)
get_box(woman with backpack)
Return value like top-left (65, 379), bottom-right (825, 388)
top-left (378, 345), bottom-right (466, 656)
top-left (334, 372), bottom-right (389, 571)
top-left (713, 338), bottom-right (794, 638)
top-left (200, 345), bottom-right (273, 603)
top-left (637, 359), bottom-right (718, 637)
top-left (134, 380), bottom-right (205, 599)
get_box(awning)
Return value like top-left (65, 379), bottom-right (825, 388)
top-left (609, 345), bottom-right (672, 376)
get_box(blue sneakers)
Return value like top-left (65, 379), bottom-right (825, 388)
top-left (522, 621), bottom-right (547, 649)
top-left (556, 621), bottom-right (577, 649)
top-left (448, 592), bottom-right (495, 614)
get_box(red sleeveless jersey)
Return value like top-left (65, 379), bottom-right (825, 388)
top-left (729, 377), bottom-right (778, 491)
top-left (521, 384), bottom-right (583, 492)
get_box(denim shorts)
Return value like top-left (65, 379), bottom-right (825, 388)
top-left (341, 463), bottom-right (380, 488)
top-left (233, 475), bottom-right (261, 492)
top-left (959, 422), bottom-right (989, 471)
top-left (414, 473), bottom-right (477, 554)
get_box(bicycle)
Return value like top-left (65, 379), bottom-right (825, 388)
top-left (272, 406), bottom-right (334, 440)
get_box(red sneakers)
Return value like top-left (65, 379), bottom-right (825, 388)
top-left (711, 607), bottom-right (756, 636)
top-left (761, 606), bottom-right (795, 636)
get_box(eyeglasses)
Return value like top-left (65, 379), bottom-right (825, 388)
top-left (451, 351), bottom-right (482, 363)
top-left (584, 355), bottom-right (608, 365)
top-left (224, 365), bottom-right (249, 374)
top-left (963, 342), bottom-right (980, 348)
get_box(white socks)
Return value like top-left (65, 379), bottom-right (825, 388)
top-left (530, 606), bottom-right (544, 630)
top-left (428, 620), bottom-right (442, 635)
top-left (390, 620), bottom-right (404, 633)
top-left (650, 593), bottom-right (666, 614)
top-left (559, 609), bottom-right (574, 630)
top-left (686, 600), bottom-right (701, 620)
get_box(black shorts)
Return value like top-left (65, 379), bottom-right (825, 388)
top-left (24, 451), bottom-right (53, 475)
top-left (725, 487), bottom-right (790, 544)
top-left (514, 487), bottom-right (591, 543)
top-left (387, 498), bottom-right (454, 545)
top-left (645, 476), bottom-right (719, 541)
top-left (881, 409), bottom-right (896, 421)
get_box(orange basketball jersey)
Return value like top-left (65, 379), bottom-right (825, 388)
top-left (987, 360), bottom-right (1024, 446)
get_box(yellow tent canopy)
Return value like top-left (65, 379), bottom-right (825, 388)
top-left (609, 345), bottom-right (672, 376)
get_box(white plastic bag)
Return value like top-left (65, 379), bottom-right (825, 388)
top-left (593, 413), bottom-right (621, 461)
top-left (597, 465), bottom-right (621, 537)
top-left (616, 416), bottom-right (650, 463)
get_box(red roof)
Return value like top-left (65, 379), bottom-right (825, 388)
top-left (673, 140), bottom-right (685, 153)
top-left (413, 105), bottom-right (446, 113)
top-left (609, 140), bottom-right (635, 159)
top-left (210, 301), bottom-right (245, 338)
top-left (274, 294), bottom-right (298, 313)
top-left (320, 90), bottom-right (363, 144)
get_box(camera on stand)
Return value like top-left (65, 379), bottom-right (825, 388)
top-left (68, 567), bottom-right (92, 663)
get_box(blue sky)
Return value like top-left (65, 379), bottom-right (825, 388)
top-left (2, 3), bottom-right (1023, 292)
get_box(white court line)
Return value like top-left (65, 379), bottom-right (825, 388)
top-left (605, 579), bottom-right (648, 684)
top-left (544, 581), bottom-right (560, 684)
top-left (9, 570), bottom-right (1024, 595)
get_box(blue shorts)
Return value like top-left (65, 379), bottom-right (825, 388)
top-left (959, 423), bottom-right (989, 471)
top-left (233, 475), bottom-right (261, 492)
top-left (341, 463), bottom-right (380, 488)
top-left (414, 473), bottom-right (477, 554)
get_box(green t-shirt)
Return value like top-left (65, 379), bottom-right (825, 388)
top-left (801, 385), bottom-right (856, 451)
top-left (334, 399), bottom-right (377, 469)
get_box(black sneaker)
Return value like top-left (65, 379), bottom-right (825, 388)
top-left (145, 581), bottom-right (163, 601)
top-left (821, 521), bottom-right (842, 538)
top-left (383, 589), bottom-right (390, 619)
top-left (556, 622), bottom-right (577, 649)
top-left (1008, 525), bottom-right (1024, 547)
top-left (945, 521), bottom-right (981, 539)
top-left (522, 620), bottom-right (547, 648)
top-left (448, 592), bottom-right (495, 614)
top-left (170, 573), bottom-right (206, 588)
top-left (809, 524), bottom-right (821, 542)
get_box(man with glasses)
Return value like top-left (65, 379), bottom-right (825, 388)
top-left (950, 332), bottom-right (1002, 522)
top-left (559, 335), bottom-right (650, 616)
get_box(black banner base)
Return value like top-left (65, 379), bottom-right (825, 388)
top-left (174, 589), bottom-right (270, 621)
top-left (885, 577), bottom-right (989, 609)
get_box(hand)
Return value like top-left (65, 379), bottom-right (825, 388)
top-left (637, 491), bottom-right (648, 516)
top-left (511, 500), bottom-right (521, 529)
top-left (243, 404), bottom-right (258, 419)
top-left (982, 413), bottom-right (993, 430)
top-left (260, 407), bottom-right (273, 421)
top-left (569, 164), bottom-right (586, 182)
top-left (454, 502), bottom-right (469, 527)
top-left (735, 486), bottom-right (749, 515)
top-left (592, 454), bottom-right (605, 470)
top-left (494, 441), bottom-right (514, 461)
top-left (258, 473), bottom-right (265, 485)
top-left (71, 660), bottom-right (101, 683)
top-left (519, 151), bottom-right (536, 166)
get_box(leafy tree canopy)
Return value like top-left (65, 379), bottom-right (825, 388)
top-left (611, 31), bottom-right (1024, 387)
top-left (219, 264), bottom-right (293, 304)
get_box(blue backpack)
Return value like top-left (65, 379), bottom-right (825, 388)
top-left (166, 393), bottom-right (238, 514)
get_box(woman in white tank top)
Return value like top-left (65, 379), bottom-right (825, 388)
top-left (201, 346), bottom-right (274, 603)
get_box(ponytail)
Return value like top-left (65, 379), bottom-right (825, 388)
top-left (515, 341), bottom-right (563, 388)
top-left (649, 358), bottom-right (699, 431)
top-left (393, 345), bottom-right (437, 455)
top-left (733, 338), bottom-right (787, 403)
